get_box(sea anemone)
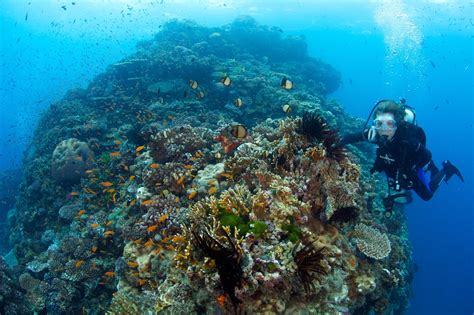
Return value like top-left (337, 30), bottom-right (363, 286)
top-left (294, 241), bottom-right (328, 293)
top-left (297, 112), bottom-right (330, 142)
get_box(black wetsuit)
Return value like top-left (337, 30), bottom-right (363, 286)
top-left (343, 122), bottom-right (442, 201)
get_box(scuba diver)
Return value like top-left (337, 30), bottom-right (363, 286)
top-left (342, 99), bottom-right (464, 214)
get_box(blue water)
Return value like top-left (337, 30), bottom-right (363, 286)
top-left (1, 1), bottom-right (472, 313)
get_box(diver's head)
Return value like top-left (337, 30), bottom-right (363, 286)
top-left (372, 100), bottom-right (404, 140)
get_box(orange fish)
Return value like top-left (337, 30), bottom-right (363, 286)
top-left (188, 190), bottom-right (197, 199)
top-left (183, 164), bottom-right (193, 170)
top-left (100, 181), bottom-right (113, 188)
top-left (208, 186), bottom-right (218, 194)
top-left (106, 188), bottom-right (115, 193)
top-left (217, 294), bottom-right (226, 306)
top-left (135, 145), bottom-right (145, 152)
top-left (90, 223), bottom-right (100, 229)
top-left (105, 220), bottom-right (113, 226)
top-left (104, 231), bottom-right (115, 237)
top-left (91, 246), bottom-right (98, 253)
top-left (114, 140), bottom-right (122, 145)
top-left (144, 239), bottom-right (155, 248)
top-left (172, 235), bottom-right (185, 243)
top-left (147, 224), bottom-right (158, 233)
top-left (109, 151), bottom-right (121, 157)
top-left (141, 200), bottom-right (153, 206)
top-left (158, 214), bottom-right (168, 222)
top-left (75, 260), bottom-right (85, 268)
top-left (127, 261), bottom-right (139, 268)
top-left (70, 192), bottom-right (80, 196)
top-left (138, 279), bottom-right (146, 286)
top-left (129, 199), bottom-right (137, 206)
top-left (78, 210), bottom-right (86, 215)
top-left (85, 169), bottom-right (96, 174)
top-left (175, 196), bottom-right (180, 203)
top-left (150, 163), bottom-right (160, 169)
top-left (104, 271), bottom-right (115, 277)
top-left (177, 176), bottom-right (185, 185)
top-left (129, 175), bottom-right (136, 181)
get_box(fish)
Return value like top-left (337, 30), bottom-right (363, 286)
top-left (103, 231), bottom-right (115, 237)
top-left (110, 151), bottom-right (121, 157)
top-left (129, 199), bottom-right (137, 206)
top-left (208, 186), bottom-right (218, 194)
top-left (430, 60), bottom-right (436, 68)
top-left (144, 239), bottom-right (155, 248)
top-left (221, 75), bottom-right (232, 86)
top-left (183, 164), bottom-right (193, 170)
top-left (90, 223), bottom-right (100, 229)
top-left (172, 235), bottom-right (185, 243)
top-left (138, 279), bottom-right (146, 286)
top-left (282, 104), bottom-right (291, 113)
top-left (219, 172), bottom-right (234, 179)
top-left (158, 214), bottom-right (169, 222)
top-left (177, 176), bottom-right (185, 185)
top-left (175, 196), bottom-right (180, 203)
top-left (196, 91), bottom-right (205, 99)
top-left (129, 175), bottom-right (136, 181)
top-left (150, 163), bottom-right (160, 169)
top-left (135, 145), bottom-right (145, 152)
top-left (114, 140), bottom-right (122, 145)
top-left (434, 106), bottom-right (439, 110)
top-left (188, 190), bottom-right (197, 199)
top-left (105, 220), bottom-right (113, 226)
top-left (91, 246), bottom-right (98, 253)
top-left (281, 77), bottom-right (293, 89)
top-left (61, 5), bottom-right (67, 10)
top-left (217, 294), bottom-right (226, 306)
top-left (234, 98), bottom-right (243, 107)
top-left (231, 124), bottom-right (247, 138)
top-left (127, 261), bottom-right (139, 268)
top-left (78, 210), bottom-right (86, 215)
top-left (106, 188), bottom-right (115, 193)
top-left (141, 200), bottom-right (153, 206)
top-left (70, 191), bottom-right (80, 197)
top-left (147, 224), bottom-right (158, 232)
top-left (75, 260), bottom-right (85, 268)
top-left (104, 271), bottom-right (115, 277)
top-left (189, 80), bottom-right (198, 89)
top-left (100, 181), bottom-right (113, 187)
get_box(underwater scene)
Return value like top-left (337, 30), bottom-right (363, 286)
top-left (0, 1), bottom-right (472, 314)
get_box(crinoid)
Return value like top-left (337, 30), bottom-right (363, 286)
top-left (192, 226), bottom-right (243, 306)
top-left (322, 129), bottom-right (346, 162)
top-left (294, 241), bottom-right (328, 293)
top-left (297, 112), bottom-right (330, 142)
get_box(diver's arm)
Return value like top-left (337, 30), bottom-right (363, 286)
top-left (341, 129), bottom-right (369, 146)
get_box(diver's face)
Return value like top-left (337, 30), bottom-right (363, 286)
top-left (374, 113), bottom-right (397, 140)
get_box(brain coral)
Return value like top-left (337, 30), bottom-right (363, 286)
top-left (352, 223), bottom-right (391, 260)
top-left (51, 138), bottom-right (94, 182)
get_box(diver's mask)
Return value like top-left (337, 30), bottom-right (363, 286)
top-left (372, 117), bottom-right (397, 131)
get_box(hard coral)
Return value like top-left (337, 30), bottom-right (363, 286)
top-left (353, 223), bottom-right (391, 260)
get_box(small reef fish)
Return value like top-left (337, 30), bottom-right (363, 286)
top-left (144, 239), bottom-right (155, 248)
top-left (141, 200), bottom-right (153, 206)
top-left (150, 163), bottom-right (160, 169)
top-left (208, 186), bottom-right (218, 194)
top-left (282, 104), bottom-right (291, 113)
top-left (177, 176), bottom-right (185, 185)
top-left (221, 75), bottom-right (232, 86)
top-left (90, 223), bottom-right (100, 229)
top-left (138, 279), bottom-right (147, 286)
top-left (104, 271), bottom-right (115, 277)
top-left (158, 214), bottom-right (168, 222)
top-left (91, 246), bottom-right (98, 253)
top-left (100, 181), bottom-right (114, 187)
top-left (234, 98), bottom-right (243, 107)
top-left (103, 231), bottom-right (115, 237)
top-left (127, 261), bottom-right (139, 268)
top-left (281, 77), bottom-right (293, 89)
top-left (77, 210), bottom-right (86, 215)
top-left (109, 151), bottom-right (121, 157)
top-left (183, 164), bottom-right (193, 170)
top-left (217, 294), bottom-right (226, 306)
top-left (188, 190), bottom-right (197, 199)
top-left (129, 175), bottom-right (136, 181)
top-left (135, 145), bottom-right (145, 152)
top-left (189, 80), bottom-right (198, 89)
top-left (196, 91), bottom-right (205, 99)
top-left (105, 220), bottom-right (113, 226)
top-left (70, 192), bottom-right (80, 196)
top-left (147, 224), bottom-right (159, 233)
top-left (75, 260), bottom-right (85, 268)
top-left (114, 140), bottom-right (122, 145)
top-left (231, 125), bottom-right (247, 138)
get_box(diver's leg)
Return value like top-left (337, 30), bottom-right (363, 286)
top-left (429, 160), bottom-right (464, 192)
top-left (412, 175), bottom-right (433, 201)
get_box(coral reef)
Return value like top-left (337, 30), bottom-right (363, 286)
top-left (6, 17), bottom-right (414, 315)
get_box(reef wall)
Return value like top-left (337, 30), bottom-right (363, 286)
top-left (3, 17), bottom-right (414, 314)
